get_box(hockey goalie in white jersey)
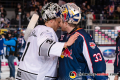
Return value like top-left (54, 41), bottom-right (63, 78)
top-left (16, 2), bottom-right (79, 80)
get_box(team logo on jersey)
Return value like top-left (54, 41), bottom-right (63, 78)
top-left (29, 30), bottom-right (37, 37)
top-left (89, 42), bottom-right (96, 49)
top-left (69, 71), bottom-right (77, 79)
top-left (60, 48), bottom-right (73, 59)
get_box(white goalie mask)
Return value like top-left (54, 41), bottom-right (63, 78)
top-left (41, 2), bottom-right (61, 21)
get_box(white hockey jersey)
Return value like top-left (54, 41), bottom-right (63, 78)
top-left (16, 25), bottom-right (65, 80)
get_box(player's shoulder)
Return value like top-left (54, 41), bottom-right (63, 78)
top-left (76, 28), bottom-right (92, 41)
top-left (77, 28), bottom-right (89, 36)
top-left (76, 28), bottom-right (86, 37)
top-left (34, 25), bottom-right (55, 37)
top-left (33, 25), bottom-right (53, 34)
top-left (35, 25), bottom-right (47, 30)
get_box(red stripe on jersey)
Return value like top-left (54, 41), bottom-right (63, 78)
top-left (77, 32), bottom-right (93, 73)
top-left (117, 54), bottom-right (119, 66)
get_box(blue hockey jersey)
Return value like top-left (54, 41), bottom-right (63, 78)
top-left (58, 28), bottom-right (108, 80)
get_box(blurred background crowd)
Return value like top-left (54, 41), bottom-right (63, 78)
top-left (0, 0), bottom-right (120, 29)
top-left (0, 28), bottom-right (26, 80)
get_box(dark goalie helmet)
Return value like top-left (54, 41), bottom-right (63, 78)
top-left (41, 2), bottom-right (61, 21)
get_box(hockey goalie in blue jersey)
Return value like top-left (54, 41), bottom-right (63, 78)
top-left (58, 3), bottom-right (108, 80)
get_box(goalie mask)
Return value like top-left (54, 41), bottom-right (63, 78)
top-left (41, 2), bottom-right (61, 21)
top-left (61, 3), bottom-right (81, 24)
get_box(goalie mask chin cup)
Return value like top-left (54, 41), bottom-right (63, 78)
top-left (41, 2), bottom-right (61, 21)
top-left (61, 3), bottom-right (81, 24)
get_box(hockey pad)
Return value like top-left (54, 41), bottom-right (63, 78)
top-left (39, 39), bottom-right (56, 56)
top-left (24, 14), bottom-right (39, 41)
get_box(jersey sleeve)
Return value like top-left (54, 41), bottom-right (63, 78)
top-left (78, 33), bottom-right (108, 79)
top-left (3, 38), bottom-right (15, 46)
top-left (37, 31), bottom-right (65, 57)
